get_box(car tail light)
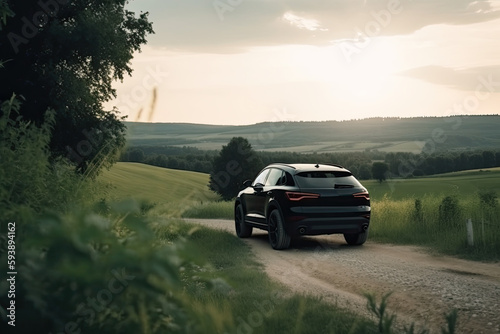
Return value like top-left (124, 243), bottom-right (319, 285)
top-left (353, 191), bottom-right (370, 201)
top-left (286, 192), bottom-right (320, 201)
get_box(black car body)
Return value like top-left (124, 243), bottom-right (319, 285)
top-left (234, 163), bottom-right (371, 249)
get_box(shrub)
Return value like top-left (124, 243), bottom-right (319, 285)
top-left (364, 293), bottom-right (458, 334)
top-left (412, 199), bottom-right (423, 223)
top-left (0, 95), bottom-right (96, 221)
top-left (438, 196), bottom-right (461, 227)
top-left (1, 202), bottom-right (233, 334)
top-left (479, 191), bottom-right (498, 208)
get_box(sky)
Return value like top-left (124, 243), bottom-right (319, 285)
top-left (105, 0), bottom-right (500, 125)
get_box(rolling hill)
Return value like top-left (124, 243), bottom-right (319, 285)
top-left (125, 115), bottom-right (500, 153)
top-left (100, 162), bottom-right (219, 215)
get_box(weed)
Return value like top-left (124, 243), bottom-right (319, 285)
top-left (364, 293), bottom-right (458, 334)
top-left (438, 196), bottom-right (461, 227)
top-left (479, 191), bottom-right (498, 208)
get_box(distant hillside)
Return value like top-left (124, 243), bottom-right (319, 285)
top-left (125, 115), bottom-right (500, 153)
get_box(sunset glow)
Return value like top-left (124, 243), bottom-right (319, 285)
top-left (106, 1), bottom-right (500, 124)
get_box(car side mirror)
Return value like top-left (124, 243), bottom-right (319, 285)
top-left (253, 183), bottom-right (264, 192)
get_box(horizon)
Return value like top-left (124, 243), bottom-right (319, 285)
top-left (105, 0), bottom-right (500, 125)
top-left (123, 113), bottom-right (500, 126)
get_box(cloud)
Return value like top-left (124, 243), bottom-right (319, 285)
top-left (130, 0), bottom-right (500, 52)
top-left (400, 65), bottom-right (500, 90)
top-left (282, 12), bottom-right (328, 31)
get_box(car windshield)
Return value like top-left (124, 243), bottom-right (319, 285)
top-left (295, 171), bottom-right (362, 188)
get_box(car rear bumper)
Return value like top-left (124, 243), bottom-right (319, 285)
top-left (285, 216), bottom-right (370, 236)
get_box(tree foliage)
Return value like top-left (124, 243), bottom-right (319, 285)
top-left (0, 0), bottom-right (153, 175)
top-left (372, 162), bottom-right (389, 182)
top-left (120, 143), bottom-right (500, 182)
top-left (209, 137), bottom-right (263, 200)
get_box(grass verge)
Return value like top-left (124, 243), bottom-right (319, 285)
top-left (181, 201), bottom-right (234, 219)
top-left (161, 220), bottom-right (376, 334)
top-left (179, 194), bottom-right (500, 261)
top-left (370, 194), bottom-right (500, 261)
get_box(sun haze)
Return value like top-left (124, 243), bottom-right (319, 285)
top-left (105, 0), bottom-right (500, 125)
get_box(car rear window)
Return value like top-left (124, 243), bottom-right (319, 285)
top-left (295, 171), bottom-right (362, 188)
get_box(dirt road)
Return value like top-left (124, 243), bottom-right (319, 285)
top-left (188, 219), bottom-right (500, 333)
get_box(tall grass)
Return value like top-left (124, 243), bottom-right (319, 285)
top-left (370, 193), bottom-right (500, 260)
top-left (0, 96), bottom-right (102, 222)
top-left (160, 221), bottom-right (379, 334)
top-left (181, 201), bottom-right (234, 219)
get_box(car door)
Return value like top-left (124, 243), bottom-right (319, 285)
top-left (257, 168), bottom-right (284, 216)
top-left (244, 168), bottom-right (271, 223)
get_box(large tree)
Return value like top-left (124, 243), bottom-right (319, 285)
top-left (209, 137), bottom-right (263, 201)
top-left (0, 0), bottom-right (153, 174)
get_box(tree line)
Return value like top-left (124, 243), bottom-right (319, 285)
top-left (120, 141), bottom-right (500, 180)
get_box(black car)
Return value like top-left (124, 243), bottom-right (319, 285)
top-left (234, 163), bottom-right (371, 250)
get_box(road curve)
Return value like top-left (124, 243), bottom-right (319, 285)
top-left (187, 219), bottom-right (500, 333)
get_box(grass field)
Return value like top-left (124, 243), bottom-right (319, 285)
top-left (95, 162), bottom-right (476, 331)
top-left (259, 141), bottom-right (427, 154)
top-left (161, 221), bottom-right (376, 334)
top-left (125, 116), bottom-right (500, 151)
top-left (100, 162), bottom-right (218, 216)
top-left (101, 163), bottom-right (383, 333)
top-left (363, 167), bottom-right (500, 200)
top-left (101, 163), bottom-right (500, 260)
top-left (102, 163), bottom-right (500, 204)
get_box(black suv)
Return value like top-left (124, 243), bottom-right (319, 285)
top-left (234, 163), bottom-right (371, 250)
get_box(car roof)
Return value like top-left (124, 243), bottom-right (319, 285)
top-left (266, 163), bottom-right (350, 173)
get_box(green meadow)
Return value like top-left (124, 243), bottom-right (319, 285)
top-left (102, 163), bottom-right (500, 260)
top-left (102, 163), bottom-right (500, 205)
top-left (366, 169), bottom-right (500, 260)
top-left (100, 162), bottom-right (218, 216)
top-left (363, 167), bottom-right (500, 200)
top-left (125, 116), bottom-right (500, 152)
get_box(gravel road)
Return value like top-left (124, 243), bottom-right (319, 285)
top-left (187, 219), bottom-right (500, 334)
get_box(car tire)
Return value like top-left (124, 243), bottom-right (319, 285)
top-left (235, 204), bottom-right (252, 238)
top-left (268, 209), bottom-right (291, 250)
top-left (343, 229), bottom-right (368, 245)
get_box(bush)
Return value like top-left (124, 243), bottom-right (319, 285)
top-left (0, 95), bottom-right (234, 333)
top-left (438, 196), bottom-right (461, 227)
top-left (0, 202), bottom-right (233, 334)
top-left (479, 191), bottom-right (498, 208)
top-left (0, 95), bottom-right (100, 221)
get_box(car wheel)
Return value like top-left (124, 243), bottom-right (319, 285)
top-left (268, 209), bottom-right (291, 250)
top-left (235, 204), bottom-right (252, 238)
top-left (343, 230), bottom-right (368, 245)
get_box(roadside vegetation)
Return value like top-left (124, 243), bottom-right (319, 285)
top-left (371, 192), bottom-right (500, 260)
top-left (0, 99), bottom-right (372, 333)
top-left (1, 104), bottom-right (466, 333)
